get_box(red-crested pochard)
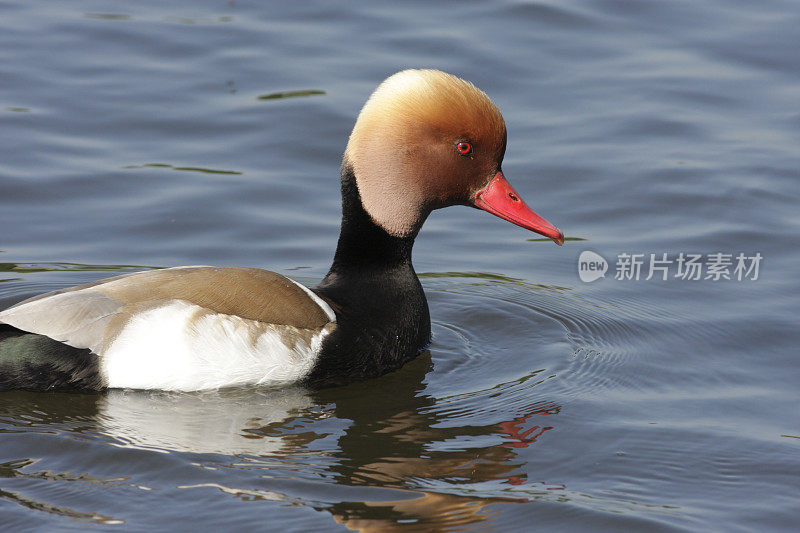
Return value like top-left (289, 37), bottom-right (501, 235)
top-left (0, 69), bottom-right (563, 391)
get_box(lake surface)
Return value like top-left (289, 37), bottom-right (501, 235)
top-left (1, 0), bottom-right (798, 530)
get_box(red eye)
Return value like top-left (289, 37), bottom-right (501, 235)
top-left (456, 141), bottom-right (472, 155)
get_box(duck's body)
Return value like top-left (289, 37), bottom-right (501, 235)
top-left (0, 267), bottom-right (336, 390)
top-left (0, 168), bottom-right (426, 391)
top-left (0, 70), bottom-right (563, 392)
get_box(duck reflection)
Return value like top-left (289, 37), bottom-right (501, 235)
top-left (309, 353), bottom-right (561, 530)
top-left (0, 352), bottom-right (562, 530)
top-left (97, 386), bottom-right (321, 456)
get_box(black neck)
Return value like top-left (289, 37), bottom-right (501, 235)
top-left (309, 164), bottom-right (431, 386)
top-left (322, 164), bottom-right (416, 280)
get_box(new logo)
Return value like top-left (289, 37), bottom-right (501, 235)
top-left (578, 251), bottom-right (608, 282)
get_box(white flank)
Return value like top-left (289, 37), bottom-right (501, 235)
top-left (101, 301), bottom-right (333, 391)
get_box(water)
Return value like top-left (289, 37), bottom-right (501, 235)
top-left (1, 0), bottom-right (798, 530)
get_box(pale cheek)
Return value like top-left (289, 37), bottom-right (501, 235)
top-left (353, 145), bottom-right (428, 237)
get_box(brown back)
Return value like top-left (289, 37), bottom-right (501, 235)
top-left (96, 267), bottom-right (332, 329)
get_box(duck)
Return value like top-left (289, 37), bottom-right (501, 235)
top-left (0, 69), bottom-right (563, 392)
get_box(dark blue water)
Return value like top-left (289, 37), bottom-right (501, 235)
top-left (1, 1), bottom-right (798, 530)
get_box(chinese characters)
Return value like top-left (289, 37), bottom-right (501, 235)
top-left (613, 252), bottom-right (761, 281)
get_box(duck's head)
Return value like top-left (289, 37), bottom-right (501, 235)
top-left (344, 69), bottom-right (564, 245)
